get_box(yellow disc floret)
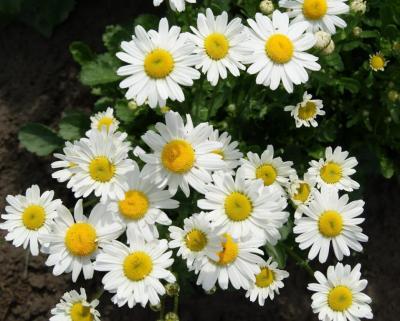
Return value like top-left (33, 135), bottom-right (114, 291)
top-left (161, 139), bottom-right (195, 174)
top-left (224, 192), bottom-right (253, 221)
top-left (369, 53), bottom-right (386, 71)
top-left (97, 116), bottom-right (114, 131)
top-left (256, 164), bottom-right (277, 186)
top-left (118, 190), bottom-right (149, 220)
top-left (298, 101), bottom-right (317, 120)
top-left (293, 182), bottom-right (311, 203)
top-left (204, 33), bottom-right (230, 60)
top-left (265, 34), bottom-right (294, 64)
top-left (255, 267), bottom-right (275, 288)
top-left (144, 49), bottom-right (174, 79)
top-left (123, 251), bottom-right (153, 281)
top-left (65, 223), bottom-right (97, 256)
top-left (328, 286), bottom-right (353, 311)
top-left (70, 302), bottom-right (93, 321)
top-left (320, 162), bottom-right (342, 184)
top-left (89, 156), bottom-right (115, 182)
top-left (184, 229), bottom-right (208, 252)
top-left (22, 205), bottom-right (46, 230)
top-left (216, 234), bottom-right (239, 265)
top-left (303, 0), bottom-right (328, 20)
top-left (318, 210), bottom-right (343, 237)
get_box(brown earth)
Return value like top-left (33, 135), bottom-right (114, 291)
top-left (0, 1), bottom-right (398, 320)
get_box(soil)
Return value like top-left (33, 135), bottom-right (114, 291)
top-left (0, 1), bottom-right (398, 320)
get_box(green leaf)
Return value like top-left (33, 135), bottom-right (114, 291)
top-left (79, 53), bottom-right (121, 86)
top-left (102, 25), bottom-right (131, 53)
top-left (133, 14), bottom-right (159, 30)
top-left (265, 243), bottom-right (287, 269)
top-left (19, 123), bottom-right (64, 156)
top-left (58, 111), bottom-right (90, 141)
top-left (338, 77), bottom-right (360, 94)
top-left (69, 41), bottom-right (95, 65)
top-left (115, 100), bottom-right (137, 123)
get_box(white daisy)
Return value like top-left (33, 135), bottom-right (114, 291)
top-left (209, 129), bottom-right (243, 173)
top-left (64, 129), bottom-right (134, 203)
top-left (245, 257), bottom-right (289, 306)
top-left (195, 233), bottom-right (265, 291)
top-left (308, 263), bottom-right (373, 321)
top-left (52, 141), bottom-right (81, 183)
top-left (198, 170), bottom-right (288, 244)
top-left (40, 200), bottom-right (124, 282)
top-left (89, 107), bottom-right (119, 133)
top-left (287, 174), bottom-right (316, 219)
top-left (0, 185), bottom-right (61, 256)
top-left (279, 0), bottom-right (350, 34)
top-left (107, 163), bottom-right (179, 242)
top-left (116, 18), bottom-right (201, 108)
top-left (245, 10), bottom-right (320, 93)
top-left (189, 8), bottom-right (249, 86)
top-left (138, 111), bottom-right (225, 197)
top-left (307, 146), bottom-right (360, 191)
top-left (294, 187), bottom-right (368, 263)
top-left (168, 212), bottom-right (222, 269)
top-left (50, 288), bottom-right (100, 321)
top-left (153, 0), bottom-right (196, 12)
top-left (94, 237), bottom-right (175, 308)
top-left (239, 145), bottom-right (296, 194)
top-left (284, 91), bottom-right (325, 127)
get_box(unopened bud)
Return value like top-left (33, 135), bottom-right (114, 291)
top-left (205, 286), bottom-right (217, 295)
top-left (259, 0), bottom-right (274, 15)
top-left (150, 303), bottom-right (162, 312)
top-left (128, 100), bottom-right (138, 110)
top-left (165, 283), bottom-right (180, 296)
top-left (388, 90), bottom-right (399, 102)
top-left (314, 31), bottom-right (331, 50)
top-left (350, 0), bottom-right (367, 14)
top-left (322, 40), bottom-right (335, 55)
top-left (165, 312), bottom-right (179, 321)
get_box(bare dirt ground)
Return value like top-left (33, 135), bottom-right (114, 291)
top-left (0, 1), bottom-right (398, 320)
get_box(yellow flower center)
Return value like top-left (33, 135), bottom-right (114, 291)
top-left (256, 164), bottom-right (277, 186)
top-left (265, 34), bottom-right (294, 64)
top-left (65, 223), bottom-right (97, 256)
top-left (123, 251), bottom-right (153, 281)
top-left (212, 149), bottom-right (225, 159)
top-left (255, 267), bottom-right (275, 288)
top-left (318, 210), bottom-right (343, 237)
top-left (224, 192), bottom-right (253, 221)
top-left (184, 229), bottom-right (208, 252)
top-left (204, 33), bottom-right (229, 60)
top-left (215, 234), bottom-right (238, 266)
top-left (70, 302), bottom-right (93, 321)
top-left (328, 286), bottom-right (353, 312)
top-left (161, 139), bottom-right (195, 174)
top-left (370, 55), bottom-right (385, 70)
top-left (293, 182), bottom-right (311, 203)
top-left (118, 190), bottom-right (149, 220)
top-left (22, 205), bottom-right (46, 230)
top-left (303, 0), bottom-right (328, 20)
top-left (89, 156), bottom-right (115, 182)
top-left (320, 162), bottom-right (342, 184)
top-left (144, 49), bottom-right (174, 79)
top-left (298, 101), bottom-right (317, 120)
top-left (97, 116), bottom-right (114, 131)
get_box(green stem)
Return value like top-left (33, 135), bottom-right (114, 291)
top-left (159, 295), bottom-right (165, 320)
top-left (173, 294), bottom-right (179, 314)
top-left (282, 243), bottom-right (314, 277)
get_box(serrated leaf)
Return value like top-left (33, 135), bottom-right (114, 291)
top-left (69, 41), bottom-right (94, 65)
top-left (102, 25), bottom-right (131, 53)
top-left (19, 123), bottom-right (64, 156)
top-left (80, 53), bottom-right (121, 86)
top-left (58, 111), bottom-right (90, 141)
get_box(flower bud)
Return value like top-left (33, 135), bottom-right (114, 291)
top-left (259, 0), bottom-right (274, 15)
top-left (322, 40), bottom-right (335, 55)
top-left (128, 100), bottom-right (138, 110)
top-left (165, 283), bottom-right (180, 296)
top-left (165, 312), bottom-right (179, 321)
top-left (352, 26), bottom-right (363, 37)
top-left (150, 303), bottom-right (162, 312)
top-left (350, 0), bottom-right (367, 14)
top-left (205, 286), bottom-right (217, 295)
top-left (314, 31), bottom-right (331, 50)
top-left (388, 90), bottom-right (399, 102)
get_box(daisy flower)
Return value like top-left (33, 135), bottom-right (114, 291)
top-left (189, 8), bottom-right (249, 86)
top-left (52, 141), bottom-right (80, 183)
top-left (0, 185), bottom-right (61, 256)
top-left (107, 163), bottom-right (179, 242)
top-left (40, 200), bottom-right (124, 282)
top-left (198, 170), bottom-right (288, 244)
top-left (245, 10), bottom-right (320, 93)
top-left (153, 0), bottom-right (196, 12)
top-left (209, 129), bottom-right (243, 173)
top-left (294, 187), bottom-right (368, 263)
top-left (308, 263), bottom-right (373, 321)
top-left (369, 52), bottom-right (388, 72)
top-left (116, 18), bottom-right (200, 108)
top-left (307, 146), bottom-right (360, 191)
top-left (94, 238), bottom-right (175, 308)
top-left (245, 257), bottom-right (289, 306)
top-left (284, 91), bottom-right (325, 128)
top-left (138, 111), bottom-right (225, 197)
top-left (287, 174), bottom-right (316, 219)
top-left (239, 145), bottom-right (296, 193)
top-left (279, 0), bottom-right (350, 34)
top-left (168, 212), bottom-right (222, 269)
top-left (195, 233), bottom-right (265, 291)
top-left (50, 288), bottom-right (100, 321)
top-left (89, 107), bottom-right (119, 133)
top-left (64, 129), bottom-right (134, 203)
